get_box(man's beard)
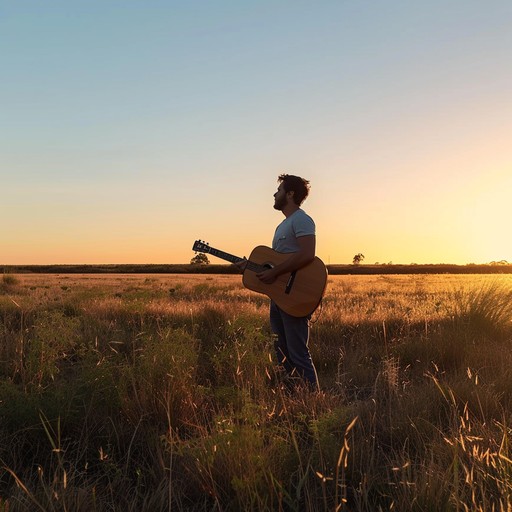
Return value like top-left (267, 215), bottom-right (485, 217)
top-left (274, 195), bottom-right (287, 211)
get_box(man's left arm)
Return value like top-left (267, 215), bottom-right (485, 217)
top-left (257, 235), bottom-right (316, 284)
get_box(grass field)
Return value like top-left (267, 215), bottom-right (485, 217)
top-left (2, 272), bottom-right (512, 511)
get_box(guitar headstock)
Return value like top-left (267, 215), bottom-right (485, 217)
top-left (192, 240), bottom-right (211, 254)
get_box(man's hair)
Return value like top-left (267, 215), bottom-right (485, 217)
top-left (278, 174), bottom-right (311, 206)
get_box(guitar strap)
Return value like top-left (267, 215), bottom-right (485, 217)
top-left (284, 271), bottom-right (297, 294)
top-left (309, 298), bottom-right (324, 324)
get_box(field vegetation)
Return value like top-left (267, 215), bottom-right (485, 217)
top-left (2, 272), bottom-right (512, 510)
top-left (6, 262), bottom-right (512, 275)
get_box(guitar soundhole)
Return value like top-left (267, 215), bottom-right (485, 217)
top-left (263, 263), bottom-right (274, 270)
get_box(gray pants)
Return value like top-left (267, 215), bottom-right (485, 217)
top-left (270, 301), bottom-right (319, 389)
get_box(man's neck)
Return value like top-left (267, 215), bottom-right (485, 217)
top-left (282, 203), bottom-right (300, 218)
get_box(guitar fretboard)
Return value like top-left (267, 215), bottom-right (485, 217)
top-left (197, 245), bottom-right (263, 273)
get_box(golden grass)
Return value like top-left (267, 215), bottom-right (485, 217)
top-left (1, 272), bottom-right (512, 510)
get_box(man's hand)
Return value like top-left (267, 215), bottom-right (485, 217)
top-left (234, 257), bottom-right (248, 272)
top-left (257, 267), bottom-right (278, 284)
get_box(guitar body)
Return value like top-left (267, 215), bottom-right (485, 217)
top-left (242, 246), bottom-right (328, 317)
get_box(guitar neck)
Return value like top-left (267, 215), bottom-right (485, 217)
top-left (204, 246), bottom-right (241, 265)
top-left (199, 245), bottom-right (262, 273)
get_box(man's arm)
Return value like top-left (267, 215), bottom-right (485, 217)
top-left (256, 235), bottom-right (316, 284)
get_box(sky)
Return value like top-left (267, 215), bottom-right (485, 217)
top-left (1, 0), bottom-right (511, 265)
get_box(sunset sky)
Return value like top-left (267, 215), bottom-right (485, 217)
top-left (2, 1), bottom-right (511, 265)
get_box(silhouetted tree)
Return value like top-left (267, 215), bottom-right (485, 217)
top-left (190, 253), bottom-right (210, 265)
top-left (352, 253), bottom-right (365, 265)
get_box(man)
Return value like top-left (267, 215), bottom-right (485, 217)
top-left (256, 174), bottom-right (319, 391)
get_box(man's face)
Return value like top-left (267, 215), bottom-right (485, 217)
top-left (273, 183), bottom-right (288, 211)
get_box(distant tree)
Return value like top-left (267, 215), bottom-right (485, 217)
top-left (352, 253), bottom-right (365, 265)
top-left (190, 253), bottom-right (210, 265)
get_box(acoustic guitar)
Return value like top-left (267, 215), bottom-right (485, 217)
top-left (192, 240), bottom-right (328, 317)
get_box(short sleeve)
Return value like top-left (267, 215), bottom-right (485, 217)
top-left (293, 211), bottom-right (315, 238)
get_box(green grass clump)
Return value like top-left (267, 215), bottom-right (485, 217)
top-left (2, 272), bottom-right (19, 287)
top-left (1, 272), bottom-right (20, 296)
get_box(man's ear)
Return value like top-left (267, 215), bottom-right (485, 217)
top-left (287, 190), bottom-right (295, 201)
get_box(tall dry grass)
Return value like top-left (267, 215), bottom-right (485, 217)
top-left (1, 273), bottom-right (512, 510)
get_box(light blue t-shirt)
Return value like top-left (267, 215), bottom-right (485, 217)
top-left (272, 209), bottom-right (315, 253)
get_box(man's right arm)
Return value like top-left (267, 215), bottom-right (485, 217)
top-left (257, 235), bottom-right (315, 284)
